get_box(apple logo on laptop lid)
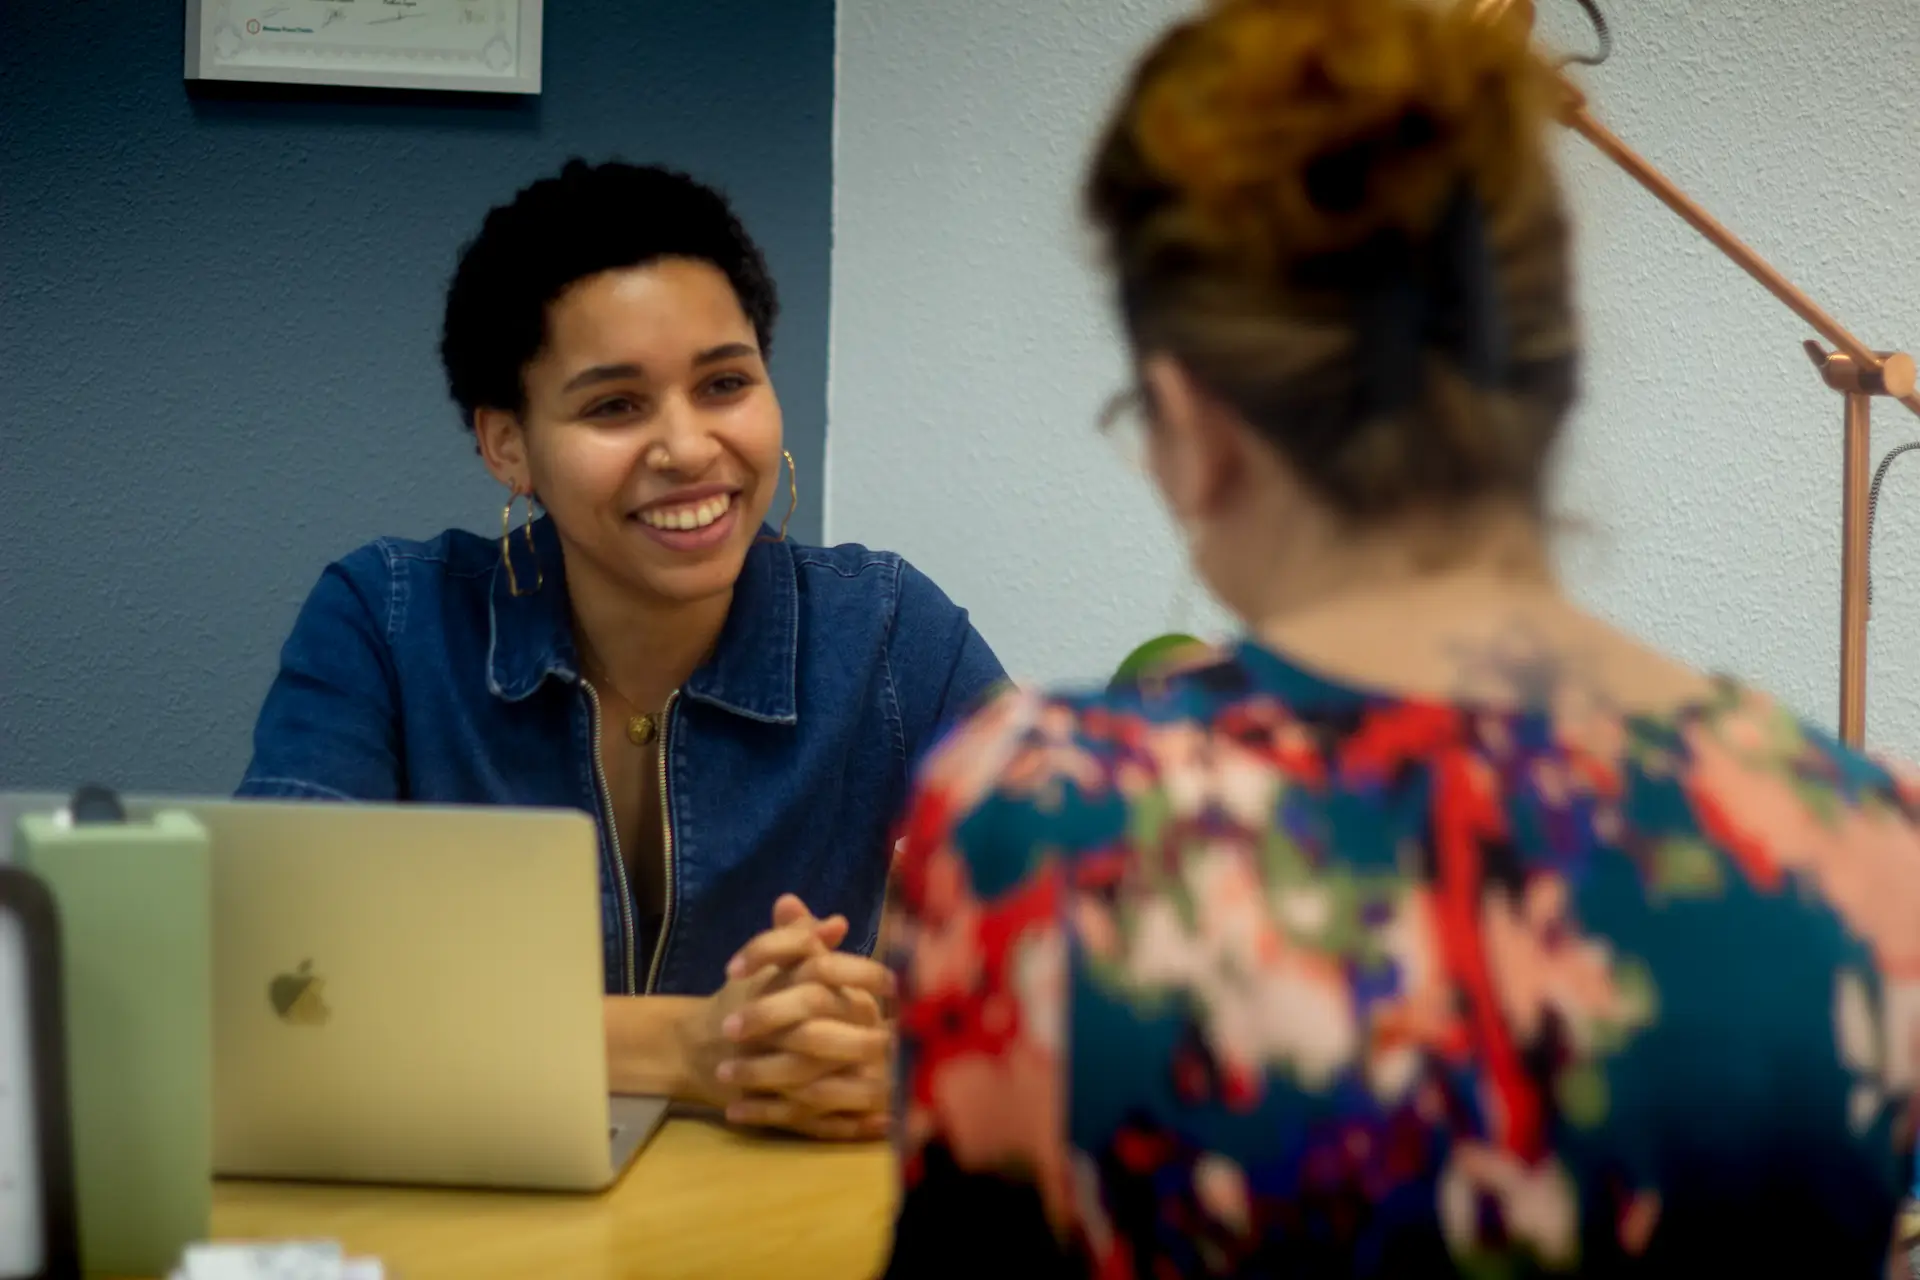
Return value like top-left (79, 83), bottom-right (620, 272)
top-left (269, 960), bottom-right (331, 1026)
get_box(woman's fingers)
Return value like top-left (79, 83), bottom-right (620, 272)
top-left (724, 1100), bottom-right (890, 1143)
top-left (769, 895), bottom-right (850, 950)
top-left (725, 917), bottom-right (831, 981)
top-left (770, 1017), bottom-right (888, 1067)
top-left (784, 1066), bottom-right (888, 1116)
top-left (726, 981), bottom-right (848, 1044)
top-left (725, 908), bottom-right (853, 981)
top-left (719, 1025), bottom-right (889, 1091)
top-left (718, 1051), bottom-right (816, 1093)
top-left (725, 968), bottom-right (896, 1045)
top-left (840, 987), bottom-right (883, 1028)
top-left (787, 952), bottom-right (896, 1000)
top-left (770, 893), bottom-right (814, 928)
top-left (724, 1061), bottom-right (892, 1139)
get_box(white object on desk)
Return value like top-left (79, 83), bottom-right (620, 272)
top-left (185, 0), bottom-right (543, 95)
top-left (171, 1241), bottom-right (384, 1280)
top-left (0, 912), bottom-right (43, 1277)
top-left (0, 865), bottom-right (79, 1280)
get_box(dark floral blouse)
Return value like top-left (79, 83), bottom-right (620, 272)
top-left (882, 641), bottom-right (1920, 1277)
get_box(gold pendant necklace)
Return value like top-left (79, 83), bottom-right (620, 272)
top-left (581, 655), bottom-right (662, 749)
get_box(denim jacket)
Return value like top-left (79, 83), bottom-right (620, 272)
top-left (237, 518), bottom-right (1005, 995)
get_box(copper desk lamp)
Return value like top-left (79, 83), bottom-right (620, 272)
top-left (1472, 0), bottom-right (1920, 748)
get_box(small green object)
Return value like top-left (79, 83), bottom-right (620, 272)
top-left (16, 804), bottom-right (211, 1278)
top-left (1110, 633), bottom-right (1208, 689)
top-left (1555, 1062), bottom-right (1612, 1129)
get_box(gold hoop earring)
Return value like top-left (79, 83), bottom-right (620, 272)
top-left (756, 451), bottom-right (799, 544)
top-left (500, 489), bottom-right (544, 597)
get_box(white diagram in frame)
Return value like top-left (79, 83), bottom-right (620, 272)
top-left (185, 0), bottom-right (543, 95)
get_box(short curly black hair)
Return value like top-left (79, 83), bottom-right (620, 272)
top-left (440, 159), bottom-right (779, 426)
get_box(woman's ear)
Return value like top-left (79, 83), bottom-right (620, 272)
top-left (474, 407), bottom-right (529, 491)
top-left (1140, 354), bottom-right (1241, 523)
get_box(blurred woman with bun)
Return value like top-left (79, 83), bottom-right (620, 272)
top-left (879, 0), bottom-right (1920, 1273)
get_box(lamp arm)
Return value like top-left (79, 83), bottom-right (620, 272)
top-left (1561, 94), bottom-right (1918, 413)
top-left (1561, 87), bottom-right (1920, 751)
top-left (1481, 0), bottom-right (1918, 748)
top-left (1472, 0), bottom-right (1919, 413)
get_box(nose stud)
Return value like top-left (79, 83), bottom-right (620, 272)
top-left (647, 444), bottom-right (673, 471)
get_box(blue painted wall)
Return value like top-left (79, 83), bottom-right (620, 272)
top-left (0, 1), bottom-right (835, 794)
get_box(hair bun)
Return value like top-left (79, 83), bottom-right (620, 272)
top-left (1131, 0), bottom-right (1553, 269)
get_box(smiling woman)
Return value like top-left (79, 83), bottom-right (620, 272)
top-left (237, 160), bottom-right (1007, 1142)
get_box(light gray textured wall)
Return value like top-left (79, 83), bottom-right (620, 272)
top-left (0, 0), bottom-right (835, 794)
top-left (829, 0), bottom-right (1920, 758)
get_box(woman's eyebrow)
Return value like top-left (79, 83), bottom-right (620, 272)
top-left (692, 341), bottom-right (759, 367)
top-left (561, 343), bottom-right (758, 394)
top-left (561, 362), bottom-right (645, 394)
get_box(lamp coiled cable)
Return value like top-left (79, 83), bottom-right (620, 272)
top-left (1561, 0), bottom-right (1614, 68)
top-left (1869, 441), bottom-right (1920, 612)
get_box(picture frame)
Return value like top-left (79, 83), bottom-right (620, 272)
top-left (185, 0), bottom-right (543, 96)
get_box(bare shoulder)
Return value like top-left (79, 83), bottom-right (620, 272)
top-left (1564, 615), bottom-right (1719, 715)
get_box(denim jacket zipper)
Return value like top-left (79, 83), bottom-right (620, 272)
top-left (643, 692), bottom-right (680, 993)
top-left (580, 681), bottom-right (639, 994)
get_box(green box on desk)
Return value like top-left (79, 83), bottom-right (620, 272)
top-left (15, 808), bottom-right (212, 1278)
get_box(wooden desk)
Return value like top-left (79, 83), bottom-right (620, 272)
top-left (208, 1119), bottom-right (895, 1280)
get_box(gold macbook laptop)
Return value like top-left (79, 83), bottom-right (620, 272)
top-left (0, 793), bottom-right (673, 1193)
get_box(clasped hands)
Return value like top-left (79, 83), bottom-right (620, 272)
top-left (686, 893), bottom-right (895, 1141)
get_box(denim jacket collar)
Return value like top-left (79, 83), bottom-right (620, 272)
top-left (487, 516), bottom-right (799, 725)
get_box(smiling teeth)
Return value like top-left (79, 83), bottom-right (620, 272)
top-left (640, 492), bottom-right (732, 531)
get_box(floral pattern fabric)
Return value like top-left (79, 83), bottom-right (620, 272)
top-left (881, 641), bottom-right (1920, 1277)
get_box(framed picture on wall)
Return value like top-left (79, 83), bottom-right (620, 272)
top-left (185, 1), bottom-right (543, 95)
